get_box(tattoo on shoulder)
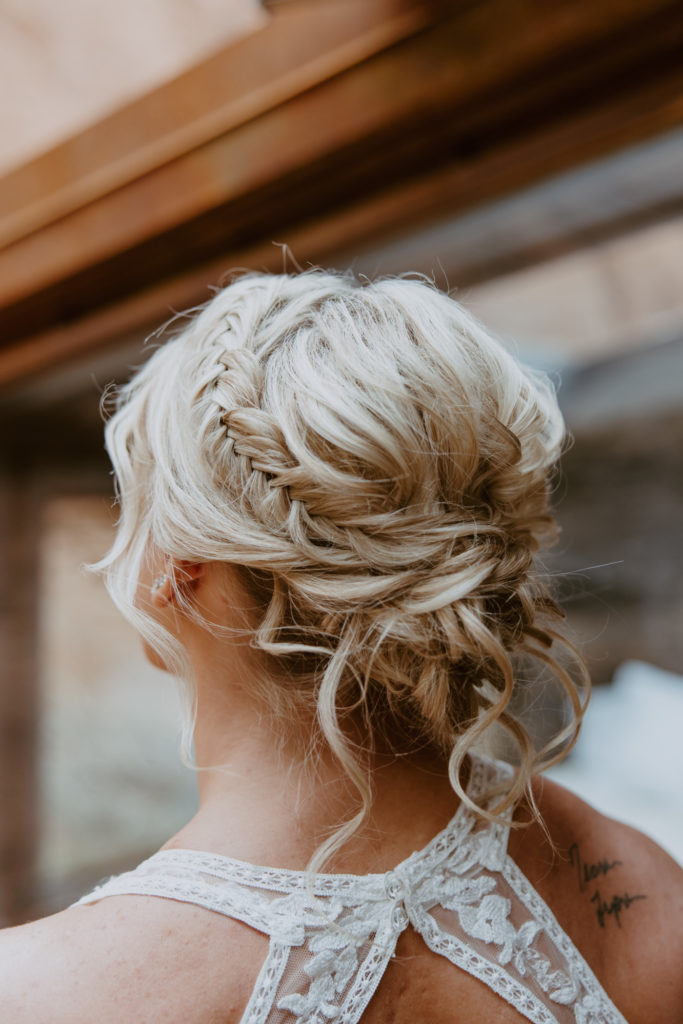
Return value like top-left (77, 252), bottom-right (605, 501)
top-left (590, 890), bottom-right (647, 929)
top-left (569, 842), bottom-right (622, 892)
top-left (569, 842), bottom-right (647, 929)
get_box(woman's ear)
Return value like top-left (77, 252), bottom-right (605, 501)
top-left (150, 562), bottom-right (205, 608)
top-left (174, 561), bottom-right (205, 597)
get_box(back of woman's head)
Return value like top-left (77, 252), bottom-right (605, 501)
top-left (99, 270), bottom-right (585, 841)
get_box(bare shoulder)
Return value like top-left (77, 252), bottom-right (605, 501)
top-left (0, 892), bottom-right (268, 1024)
top-left (508, 774), bottom-right (683, 1024)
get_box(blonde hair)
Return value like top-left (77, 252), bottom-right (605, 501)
top-left (97, 270), bottom-right (587, 862)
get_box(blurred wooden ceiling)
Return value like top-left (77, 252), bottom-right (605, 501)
top-left (1, 0), bottom-right (682, 390)
top-left (0, 0), bottom-right (265, 177)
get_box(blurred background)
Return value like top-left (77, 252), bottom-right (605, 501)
top-left (0, 0), bottom-right (681, 926)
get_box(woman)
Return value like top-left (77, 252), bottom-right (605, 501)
top-left (1, 271), bottom-right (680, 1023)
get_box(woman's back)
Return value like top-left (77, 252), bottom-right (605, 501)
top-left (1, 759), bottom-right (680, 1024)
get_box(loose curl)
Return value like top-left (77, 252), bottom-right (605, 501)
top-left (96, 270), bottom-right (588, 867)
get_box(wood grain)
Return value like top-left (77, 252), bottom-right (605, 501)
top-left (1, 0), bottom-right (682, 385)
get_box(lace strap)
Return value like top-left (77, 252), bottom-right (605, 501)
top-left (503, 857), bottom-right (629, 1024)
top-left (337, 917), bottom-right (398, 1023)
top-left (74, 865), bottom-right (304, 944)
top-left (469, 754), bottom-right (515, 870)
top-left (409, 898), bottom-right (562, 1024)
top-left (240, 938), bottom-right (290, 1024)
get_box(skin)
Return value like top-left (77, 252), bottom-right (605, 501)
top-left (0, 559), bottom-right (681, 1023)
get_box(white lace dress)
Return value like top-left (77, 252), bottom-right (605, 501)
top-left (74, 756), bottom-right (628, 1024)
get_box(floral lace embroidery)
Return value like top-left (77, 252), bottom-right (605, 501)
top-left (75, 757), bottom-right (628, 1024)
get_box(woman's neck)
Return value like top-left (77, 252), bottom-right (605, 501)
top-left (162, 572), bottom-right (461, 871)
top-left (170, 675), bottom-right (458, 872)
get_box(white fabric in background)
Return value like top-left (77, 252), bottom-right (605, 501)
top-left (547, 660), bottom-right (683, 864)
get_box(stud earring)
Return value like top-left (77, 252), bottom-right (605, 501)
top-left (151, 574), bottom-right (169, 595)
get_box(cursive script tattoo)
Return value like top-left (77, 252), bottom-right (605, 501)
top-left (590, 889), bottom-right (647, 928)
top-left (569, 843), bottom-right (622, 893)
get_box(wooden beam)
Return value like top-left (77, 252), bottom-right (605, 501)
top-left (0, 0), bottom-right (439, 317)
top-left (0, 0), bottom-right (428, 250)
top-left (0, 0), bottom-right (682, 385)
top-left (346, 129), bottom-right (683, 289)
top-left (2, 16), bottom-right (683, 389)
top-left (3, 0), bottom-right (680, 302)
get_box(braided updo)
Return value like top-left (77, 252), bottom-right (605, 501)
top-left (99, 270), bottom-right (587, 849)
